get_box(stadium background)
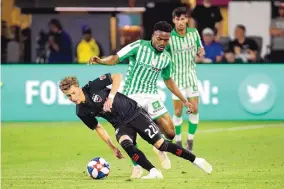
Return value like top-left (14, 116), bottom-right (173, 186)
top-left (1, 0), bottom-right (284, 189)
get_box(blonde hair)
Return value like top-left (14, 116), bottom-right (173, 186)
top-left (59, 76), bottom-right (79, 91)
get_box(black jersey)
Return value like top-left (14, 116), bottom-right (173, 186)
top-left (76, 73), bottom-right (141, 130)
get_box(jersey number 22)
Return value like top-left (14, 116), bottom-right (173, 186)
top-left (145, 125), bottom-right (159, 139)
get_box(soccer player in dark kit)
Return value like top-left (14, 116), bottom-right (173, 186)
top-left (59, 73), bottom-right (212, 179)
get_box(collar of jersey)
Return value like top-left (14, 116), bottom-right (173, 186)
top-left (172, 27), bottom-right (190, 38)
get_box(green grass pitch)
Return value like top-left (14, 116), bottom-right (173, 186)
top-left (2, 121), bottom-right (284, 189)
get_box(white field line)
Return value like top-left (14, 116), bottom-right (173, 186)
top-left (197, 123), bottom-right (284, 134)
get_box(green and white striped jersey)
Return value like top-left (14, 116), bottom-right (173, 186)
top-left (117, 40), bottom-right (172, 95)
top-left (166, 27), bottom-right (203, 88)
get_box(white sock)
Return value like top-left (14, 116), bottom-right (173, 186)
top-left (188, 134), bottom-right (194, 140)
top-left (193, 157), bottom-right (200, 165)
top-left (150, 168), bottom-right (158, 173)
top-left (175, 134), bottom-right (182, 142)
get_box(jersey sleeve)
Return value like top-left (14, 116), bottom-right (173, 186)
top-left (195, 29), bottom-right (203, 48)
top-left (161, 61), bottom-right (171, 80)
top-left (77, 114), bottom-right (98, 130)
top-left (88, 73), bottom-right (113, 90)
top-left (117, 40), bottom-right (140, 61)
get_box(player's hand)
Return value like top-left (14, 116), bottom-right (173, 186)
top-left (103, 98), bottom-right (113, 112)
top-left (113, 148), bottom-right (124, 159)
top-left (197, 47), bottom-right (205, 57)
top-left (183, 101), bottom-right (194, 114)
top-left (88, 56), bottom-right (102, 64)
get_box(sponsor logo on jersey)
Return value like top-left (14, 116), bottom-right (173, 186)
top-left (92, 94), bottom-right (102, 103)
top-left (152, 100), bottom-right (164, 113)
top-left (137, 61), bottom-right (161, 72)
top-left (151, 58), bottom-right (157, 67)
top-left (100, 75), bottom-right (106, 80)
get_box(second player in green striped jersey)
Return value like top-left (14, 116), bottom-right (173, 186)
top-left (169, 7), bottom-right (205, 152)
top-left (166, 27), bottom-right (203, 88)
top-left (117, 40), bottom-right (172, 96)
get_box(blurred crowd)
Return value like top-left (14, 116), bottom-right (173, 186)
top-left (1, 0), bottom-right (284, 64)
top-left (192, 0), bottom-right (284, 63)
top-left (1, 18), bottom-right (104, 64)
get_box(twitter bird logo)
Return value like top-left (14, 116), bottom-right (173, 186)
top-left (239, 74), bottom-right (276, 115)
top-left (247, 83), bottom-right (269, 104)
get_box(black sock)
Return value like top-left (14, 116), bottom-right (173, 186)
top-left (120, 140), bottom-right (155, 171)
top-left (158, 141), bottom-right (196, 162)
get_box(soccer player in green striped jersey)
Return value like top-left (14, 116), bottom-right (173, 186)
top-left (166, 7), bottom-right (205, 151)
top-left (89, 21), bottom-right (194, 179)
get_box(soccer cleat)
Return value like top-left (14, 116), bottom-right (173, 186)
top-left (176, 141), bottom-right (182, 147)
top-left (186, 139), bottom-right (193, 152)
top-left (153, 146), bottom-right (171, 170)
top-left (193, 158), bottom-right (213, 174)
top-left (141, 168), bottom-right (163, 179)
top-left (130, 165), bottom-right (143, 179)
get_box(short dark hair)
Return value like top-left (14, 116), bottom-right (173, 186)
top-left (236, 24), bottom-right (246, 32)
top-left (153, 21), bottom-right (172, 33)
top-left (172, 7), bottom-right (189, 18)
top-left (49, 19), bottom-right (63, 30)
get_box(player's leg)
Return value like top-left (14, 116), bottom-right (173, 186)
top-left (187, 95), bottom-right (199, 151)
top-left (154, 113), bottom-right (175, 141)
top-left (117, 135), bottom-right (162, 179)
top-left (132, 114), bottom-right (212, 175)
top-left (152, 113), bottom-right (178, 170)
top-left (126, 95), bottom-right (147, 176)
top-left (172, 99), bottom-right (183, 147)
top-left (115, 126), bottom-right (143, 178)
top-left (172, 88), bottom-right (185, 147)
top-left (145, 97), bottom-right (172, 170)
top-left (154, 138), bottom-right (212, 174)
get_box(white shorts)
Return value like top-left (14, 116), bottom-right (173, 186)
top-left (172, 85), bottom-right (199, 100)
top-left (128, 94), bottom-right (168, 120)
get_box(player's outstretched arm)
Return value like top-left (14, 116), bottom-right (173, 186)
top-left (95, 123), bottom-right (124, 159)
top-left (164, 78), bottom-right (187, 104)
top-left (103, 73), bottom-right (123, 112)
top-left (109, 73), bottom-right (123, 97)
top-left (89, 55), bottom-right (120, 65)
top-left (164, 78), bottom-right (195, 113)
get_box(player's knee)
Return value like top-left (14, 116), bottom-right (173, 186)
top-left (192, 106), bottom-right (198, 114)
top-left (118, 135), bottom-right (133, 145)
top-left (120, 139), bottom-right (134, 150)
top-left (164, 130), bottom-right (175, 141)
top-left (174, 108), bottom-right (182, 117)
top-left (189, 113), bottom-right (199, 124)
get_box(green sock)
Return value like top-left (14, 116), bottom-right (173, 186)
top-left (188, 114), bottom-right (198, 141)
top-left (173, 115), bottom-right (182, 141)
top-left (175, 124), bottom-right (182, 135)
top-left (131, 144), bottom-right (139, 166)
top-left (188, 121), bottom-right (198, 134)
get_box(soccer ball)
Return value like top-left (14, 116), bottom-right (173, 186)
top-left (87, 157), bottom-right (110, 179)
